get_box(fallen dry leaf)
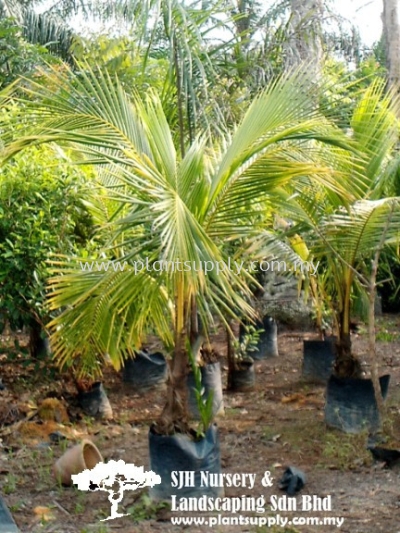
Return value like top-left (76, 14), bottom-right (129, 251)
top-left (33, 506), bottom-right (54, 522)
top-left (281, 393), bottom-right (306, 404)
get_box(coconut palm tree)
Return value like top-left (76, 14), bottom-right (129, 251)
top-left (2, 64), bottom-right (352, 434)
top-left (253, 79), bottom-right (400, 376)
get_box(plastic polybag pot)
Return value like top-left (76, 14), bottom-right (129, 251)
top-left (0, 495), bottom-right (19, 533)
top-left (123, 351), bottom-right (167, 391)
top-left (302, 338), bottom-right (336, 382)
top-left (367, 446), bottom-right (400, 467)
top-left (148, 424), bottom-right (223, 500)
top-left (187, 362), bottom-right (224, 420)
top-left (229, 359), bottom-right (255, 392)
top-left (53, 439), bottom-right (103, 486)
top-left (36, 335), bottom-right (51, 358)
top-left (240, 316), bottom-right (278, 359)
top-left (78, 382), bottom-right (113, 420)
top-left (325, 374), bottom-right (390, 433)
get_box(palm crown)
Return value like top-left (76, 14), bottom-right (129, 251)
top-left (2, 64), bottom-right (353, 431)
top-left (253, 80), bottom-right (400, 368)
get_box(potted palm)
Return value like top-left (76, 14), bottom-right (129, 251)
top-left (226, 324), bottom-right (260, 392)
top-left (268, 199), bottom-right (399, 432)
top-left (312, 80), bottom-right (400, 379)
top-left (3, 64), bottom-right (353, 495)
top-left (239, 315), bottom-right (279, 359)
top-left (308, 83), bottom-right (400, 433)
top-left (301, 269), bottom-right (337, 381)
top-left (321, 200), bottom-right (398, 433)
top-left (255, 80), bottom-right (400, 431)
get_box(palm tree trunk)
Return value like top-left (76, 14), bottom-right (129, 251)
top-left (334, 273), bottom-right (362, 378)
top-left (334, 319), bottom-right (362, 378)
top-left (337, 304), bottom-right (352, 359)
top-left (226, 325), bottom-right (236, 390)
top-left (284, 0), bottom-right (323, 77)
top-left (336, 329), bottom-right (352, 359)
top-left (157, 277), bottom-right (189, 434)
top-left (382, 0), bottom-right (400, 90)
top-left (335, 277), bottom-right (352, 362)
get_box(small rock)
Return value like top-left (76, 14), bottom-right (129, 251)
top-left (48, 431), bottom-right (67, 444)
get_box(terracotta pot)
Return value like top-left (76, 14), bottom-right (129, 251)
top-left (53, 439), bottom-right (103, 486)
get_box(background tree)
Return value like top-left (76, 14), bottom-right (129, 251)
top-left (382, 0), bottom-right (400, 89)
top-left (0, 0), bottom-right (76, 60)
top-left (0, 18), bottom-right (61, 88)
top-left (284, 0), bottom-right (323, 75)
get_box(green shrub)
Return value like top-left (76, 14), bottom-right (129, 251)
top-left (0, 144), bottom-right (94, 355)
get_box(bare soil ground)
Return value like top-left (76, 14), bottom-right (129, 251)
top-left (1, 315), bottom-right (400, 533)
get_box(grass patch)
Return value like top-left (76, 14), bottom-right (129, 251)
top-left (3, 473), bottom-right (18, 494)
top-left (376, 330), bottom-right (400, 342)
top-left (276, 418), bottom-right (371, 470)
top-left (321, 430), bottom-right (371, 469)
top-left (127, 494), bottom-right (169, 523)
top-left (278, 418), bottom-right (327, 455)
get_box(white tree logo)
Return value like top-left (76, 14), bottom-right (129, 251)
top-left (72, 460), bottom-right (161, 521)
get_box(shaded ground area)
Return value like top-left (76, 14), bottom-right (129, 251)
top-left (0, 315), bottom-right (400, 533)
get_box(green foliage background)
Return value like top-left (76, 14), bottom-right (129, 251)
top-left (0, 142), bottom-right (94, 331)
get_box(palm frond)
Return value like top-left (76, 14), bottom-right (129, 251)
top-left (322, 198), bottom-right (400, 265)
top-left (350, 79), bottom-right (400, 198)
top-left (2, 63), bottom-right (361, 373)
